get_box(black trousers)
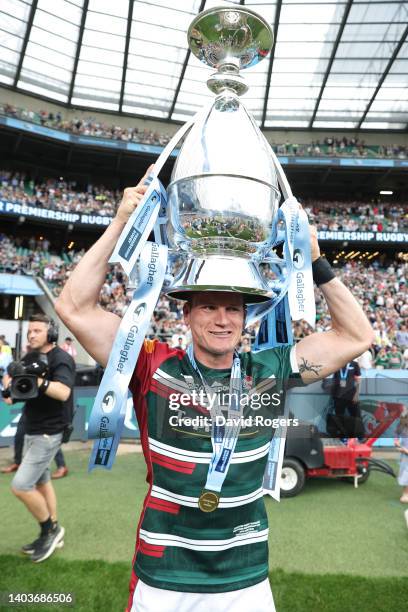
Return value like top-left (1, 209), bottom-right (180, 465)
top-left (333, 397), bottom-right (361, 418)
top-left (14, 412), bottom-right (66, 468)
top-left (327, 398), bottom-right (365, 438)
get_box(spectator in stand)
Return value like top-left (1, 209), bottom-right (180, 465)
top-left (374, 322), bottom-right (392, 350)
top-left (396, 324), bottom-right (408, 349)
top-left (374, 348), bottom-right (389, 369)
top-left (61, 337), bottom-right (77, 360)
top-left (171, 335), bottom-right (187, 350)
top-left (387, 345), bottom-right (404, 369)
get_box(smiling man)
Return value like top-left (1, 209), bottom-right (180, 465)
top-left (56, 169), bottom-right (373, 611)
top-left (183, 292), bottom-right (245, 367)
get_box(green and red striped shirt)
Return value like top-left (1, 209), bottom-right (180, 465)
top-left (127, 340), bottom-right (299, 602)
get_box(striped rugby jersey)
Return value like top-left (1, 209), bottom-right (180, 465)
top-left (127, 340), bottom-right (299, 603)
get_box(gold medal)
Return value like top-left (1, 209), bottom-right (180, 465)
top-left (198, 490), bottom-right (220, 512)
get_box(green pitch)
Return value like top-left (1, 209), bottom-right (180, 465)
top-left (0, 450), bottom-right (406, 611)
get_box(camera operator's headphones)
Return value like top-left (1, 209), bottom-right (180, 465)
top-left (46, 317), bottom-right (59, 344)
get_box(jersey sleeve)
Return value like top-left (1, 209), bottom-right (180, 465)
top-left (254, 344), bottom-right (304, 389)
top-left (267, 344), bottom-right (299, 377)
top-left (129, 339), bottom-right (180, 396)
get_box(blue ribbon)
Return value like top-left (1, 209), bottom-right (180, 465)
top-left (88, 242), bottom-right (168, 470)
top-left (187, 345), bottom-right (243, 494)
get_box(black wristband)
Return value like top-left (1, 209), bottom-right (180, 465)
top-left (312, 256), bottom-right (335, 286)
top-left (38, 378), bottom-right (50, 395)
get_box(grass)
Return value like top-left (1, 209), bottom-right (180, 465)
top-left (265, 466), bottom-right (408, 577)
top-left (0, 449), bottom-right (407, 611)
top-left (0, 559), bottom-right (407, 612)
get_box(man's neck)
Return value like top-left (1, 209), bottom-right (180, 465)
top-left (39, 343), bottom-right (54, 354)
top-left (192, 346), bottom-right (234, 369)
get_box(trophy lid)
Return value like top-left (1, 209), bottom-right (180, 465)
top-left (188, 5), bottom-right (273, 95)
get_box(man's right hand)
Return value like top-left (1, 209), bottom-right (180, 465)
top-left (115, 164), bottom-right (154, 224)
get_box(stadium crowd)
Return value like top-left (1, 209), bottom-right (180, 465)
top-left (305, 201), bottom-right (408, 233)
top-left (1, 103), bottom-right (172, 147)
top-left (1, 170), bottom-right (407, 232)
top-left (273, 138), bottom-right (408, 159)
top-left (2, 102), bottom-right (408, 159)
top-left (293, 260), bottom-right (408, 369)
top-left (0, 232), bottom-right (407, 368)
top-left (0, 170), bottom-right (118, 217)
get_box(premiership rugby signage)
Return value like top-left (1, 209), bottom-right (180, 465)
top-left (318, 229), bottom-right (408, 243)
top-left (0, 200), bottom-right (113, 227)
top-left (0, 199), bottom-right (407, 242)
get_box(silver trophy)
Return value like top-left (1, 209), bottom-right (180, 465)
top-left (166, 5), bottom-right (279, 303)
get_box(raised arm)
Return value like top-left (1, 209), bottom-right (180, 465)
top-left (295, 227), bottom-right (375, 384)
top-left (55, 166), bottom-right (152, 367)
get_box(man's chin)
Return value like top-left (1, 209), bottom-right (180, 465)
top-left (206, 341), bottom-right (237, 355)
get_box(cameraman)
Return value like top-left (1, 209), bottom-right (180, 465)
top-left (3, 314), bottom-right (75, 563)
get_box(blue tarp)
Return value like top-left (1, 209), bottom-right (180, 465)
top-left (0, 274), bottom-right (44, 296)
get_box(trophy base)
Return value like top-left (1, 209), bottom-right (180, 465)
top-left (166, 255), bottom-right (272, 303)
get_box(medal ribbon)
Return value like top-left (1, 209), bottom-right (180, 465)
top-left (187, 345), bottom-right (243, 494)
top-left (88, 242), bottom-right (168, 470)
top-left (339, 363), bottom-right (351, 386)
top-left (245, 196), bottom-right (298, 327)
top-left (252, 148), bottom-right (315, 501)
top-left (288, 207), bottom-right (316, 328)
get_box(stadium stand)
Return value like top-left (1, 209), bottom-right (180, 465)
top-left (2, 103), bottom-right (408, 159)
top-left (1, 231), bottom-right (406, 366)
top-left (1, 103), bottom-right (172, 147)
top-left (1, 170), bottom-right (407, 232)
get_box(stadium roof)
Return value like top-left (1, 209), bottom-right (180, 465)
top-left (1, 0), bottom-right (408, 130)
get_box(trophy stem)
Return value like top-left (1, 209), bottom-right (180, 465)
top-left (207, 63), bottom-right (248, 96)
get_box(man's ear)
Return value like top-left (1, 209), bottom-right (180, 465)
top-left (183, 302), bottom-right (191, 323)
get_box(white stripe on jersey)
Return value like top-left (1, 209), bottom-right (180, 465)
top-left (139, 528), bottom-right (269, 551)
top-left (149, 438), bottom-right (270, 464)
top-left (248, 375), bottom-right (277, 395)
top-left (151, 485), bottom-right (265, 508)
top-left (152, 368), bottom-right (190, 393)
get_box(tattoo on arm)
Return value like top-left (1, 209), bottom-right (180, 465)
top-left (299, 357), bottom-right (323, 377)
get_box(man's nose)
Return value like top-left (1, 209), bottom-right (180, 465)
top-left (214, 308), bottom-right (229, 325)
